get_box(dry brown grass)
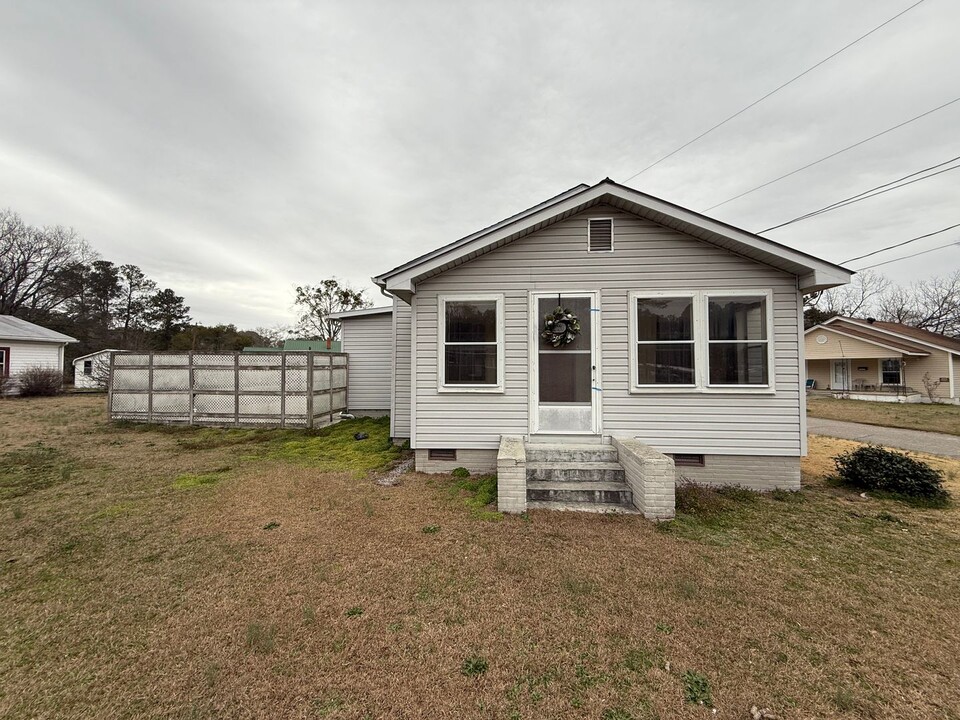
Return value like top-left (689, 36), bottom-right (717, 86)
top-left (2, 396), bottom-right (960, 719)
top-left (808, 396), bottom-right (960, 436)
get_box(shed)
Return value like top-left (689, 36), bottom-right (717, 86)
top-left (73, 349), bottom-right (126, 389)
top-left (329, 306), bottom-right (393, 416)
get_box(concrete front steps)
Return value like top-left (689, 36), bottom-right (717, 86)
top-left (524, 442), bottom-right (638, 513)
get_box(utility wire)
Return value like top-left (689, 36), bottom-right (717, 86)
top-left (842, 223), bottom-right (960, 263)
top-left (760, 156), bottom-right (960, 232)
top-left (703, 96), bottom-right (960, 212)
top-left (857, 239), bottom-right (960, 270)
top-left (623, 0), bottom-right (927, 182)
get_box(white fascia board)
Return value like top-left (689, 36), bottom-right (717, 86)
top-left (328, 306), bottom-right (394, 319)
top-left (380, 182), bottom-right (852, 296)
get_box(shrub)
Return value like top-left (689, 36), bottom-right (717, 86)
top-left (17, 367), bottom-right (63, 397)
top-left (833, 445), bottom-right (948, 501)
top-left (451, 467), bottom-right (470, 478)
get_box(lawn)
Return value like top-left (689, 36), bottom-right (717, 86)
top-left (2, 396), bottom-right (960, 719)
top-left (807, 396), bottom-right (960, 436)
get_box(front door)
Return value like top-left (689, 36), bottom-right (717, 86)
top-left (532, 292), bottom-right (599, 434)
top-left (832, 359), bottom-right (850, 391)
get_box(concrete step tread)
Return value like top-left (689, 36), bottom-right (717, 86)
top-left (526, 461), bottom-right (623, 471)
top-left (526, 500), bottom-right (641, 514)
top-left (525, 443), bottom-right (614, 451)
top-left (527, 480), bottom-right (630, 492)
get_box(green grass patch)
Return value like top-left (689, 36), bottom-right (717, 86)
top-left (681, 669), bottom-right (713, 706)
top-left (0, 443), bottom-right (74, 500)
top-left (447, 472), bottom-right (502, 520)
top-left (258, 416), bottom-right (400, 473)
top-left (245, 623), bottom-right (276, 654)
top-left (172, 468), bottom-right (229, 490)
top-left (461, 655), bottom-right (489, 677)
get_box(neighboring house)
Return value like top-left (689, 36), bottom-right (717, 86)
top-left (370, 179), bottom-right (852, 516)
top-left (0, 315), bottom-right (77, 394)
top-left (328, 306), bottom-right (393, 416)
top-left (73, 349), bottom-right (126, 389)
top-left (805, 316), bottom-right (959, 403)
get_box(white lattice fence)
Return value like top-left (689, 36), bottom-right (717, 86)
top-left (108, 352), bottom-right (348, 428)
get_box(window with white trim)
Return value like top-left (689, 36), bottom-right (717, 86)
top-left (707, 296), bottom-right (769, 385)
top-left (881, 358), bottom-right (902, 385)
top-left (0, 347), bottom-right (8, 377)
top-left (635, 296), bottom-right (695, 386)
top-left (439, 295), bottom-right (503, 391)
top-left (629, 290), bottom-right (774, 392)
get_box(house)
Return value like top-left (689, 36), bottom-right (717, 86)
top-left (371, 179), bottom-right (852, 517)
top-left (73, 349), bottom-right (126, 389)
top-left (805, 316), bottom-right (959, 403)
top-left (328, 306), bottom-right (393, 416)
top-left (0, 315), bottom-right (77, 394)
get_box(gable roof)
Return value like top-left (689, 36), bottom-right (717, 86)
top-left (72, 349), bottom-right (127, 364)
top-left (373, 178), bottom-right (853, 301)
top-left (806, 322), bottom-right (930, 356)
top-left (0, 315), bottom-right (77, 343)
top-left (818, 316), bottom-right (960, 356)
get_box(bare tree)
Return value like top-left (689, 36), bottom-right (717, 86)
top-left (0, 210), bottom-right (87, 316)
top-left (805, 270), bottom-right (889, 323)
top-left (876, 270), bottom-right (960, 336)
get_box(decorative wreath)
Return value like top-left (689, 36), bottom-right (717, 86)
top-left (541, 306), bottom-right (582, 347)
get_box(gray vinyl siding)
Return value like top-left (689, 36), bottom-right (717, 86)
top-left (391, 297), bottom-right (412, 437)
top-left (411, 204), bottom-right (803, 456)
top-left (340, 313), bottom-right (392, 412)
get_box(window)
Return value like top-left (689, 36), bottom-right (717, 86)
top-left (629, 290), bottom-right (773, 392)
top-left (882, 358), bottom-right (902, 385)
top-left (83, 360), bottom-right (93, 375)
top-left (707, 296), bottom-right (768, 385)
top-left (635, 296), bottom-right (695, 385)
top-left (439, 295), bottom-right (503, 391)
top-left (588, 218), bottom-right (613, 252)
top-left (0, 347), bottom-right (8, 377)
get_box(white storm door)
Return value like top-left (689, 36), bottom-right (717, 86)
top-left (531, 292), bottom-right (599, 434)
top-left (832, 359), bottom-right (850, 390)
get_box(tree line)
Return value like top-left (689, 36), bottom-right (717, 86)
top-left (1, 209), bottom-right (371, 374)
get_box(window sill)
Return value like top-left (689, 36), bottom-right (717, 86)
top-left (629, 386), bottom-right (776, 395)
top-left (437, 386), bottom-right (505, 394)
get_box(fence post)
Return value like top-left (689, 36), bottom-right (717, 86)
top-left (306, 351), bottom-right (314, 429)
top-left (280, 352), bottom-right (287, 429)
top-left (188, 352), bottom-right (195, 425)
top-left (234, 353), bottom-right (240, 426)
top-left (343, 354), bottom-right (348, 415)
top-left (328, 355), bottom-right (334, 426)
top-left (107, 352), bottom-right (115, 419)
top-left (147, 352), bottom-right (154, 423)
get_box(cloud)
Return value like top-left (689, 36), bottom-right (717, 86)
top-left (1, 0), bottom-right (957, 326)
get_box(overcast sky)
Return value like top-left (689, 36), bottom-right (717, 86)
top-left (2, 0), bottom-right (958, 328)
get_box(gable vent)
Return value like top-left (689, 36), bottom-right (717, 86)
top-left (588, 218), bottom-right (613, 252)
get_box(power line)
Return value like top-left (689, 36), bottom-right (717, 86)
top-left (856, 239), bottom-right (960, 270)
top-left (842, 223), bottom-right (960, 264)
top-left (760, 156), bottom-right (960, 232)
top-left (703, 96), bottom-right (960, 212)
top-left (623, 0), bottom-right (927, 182)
